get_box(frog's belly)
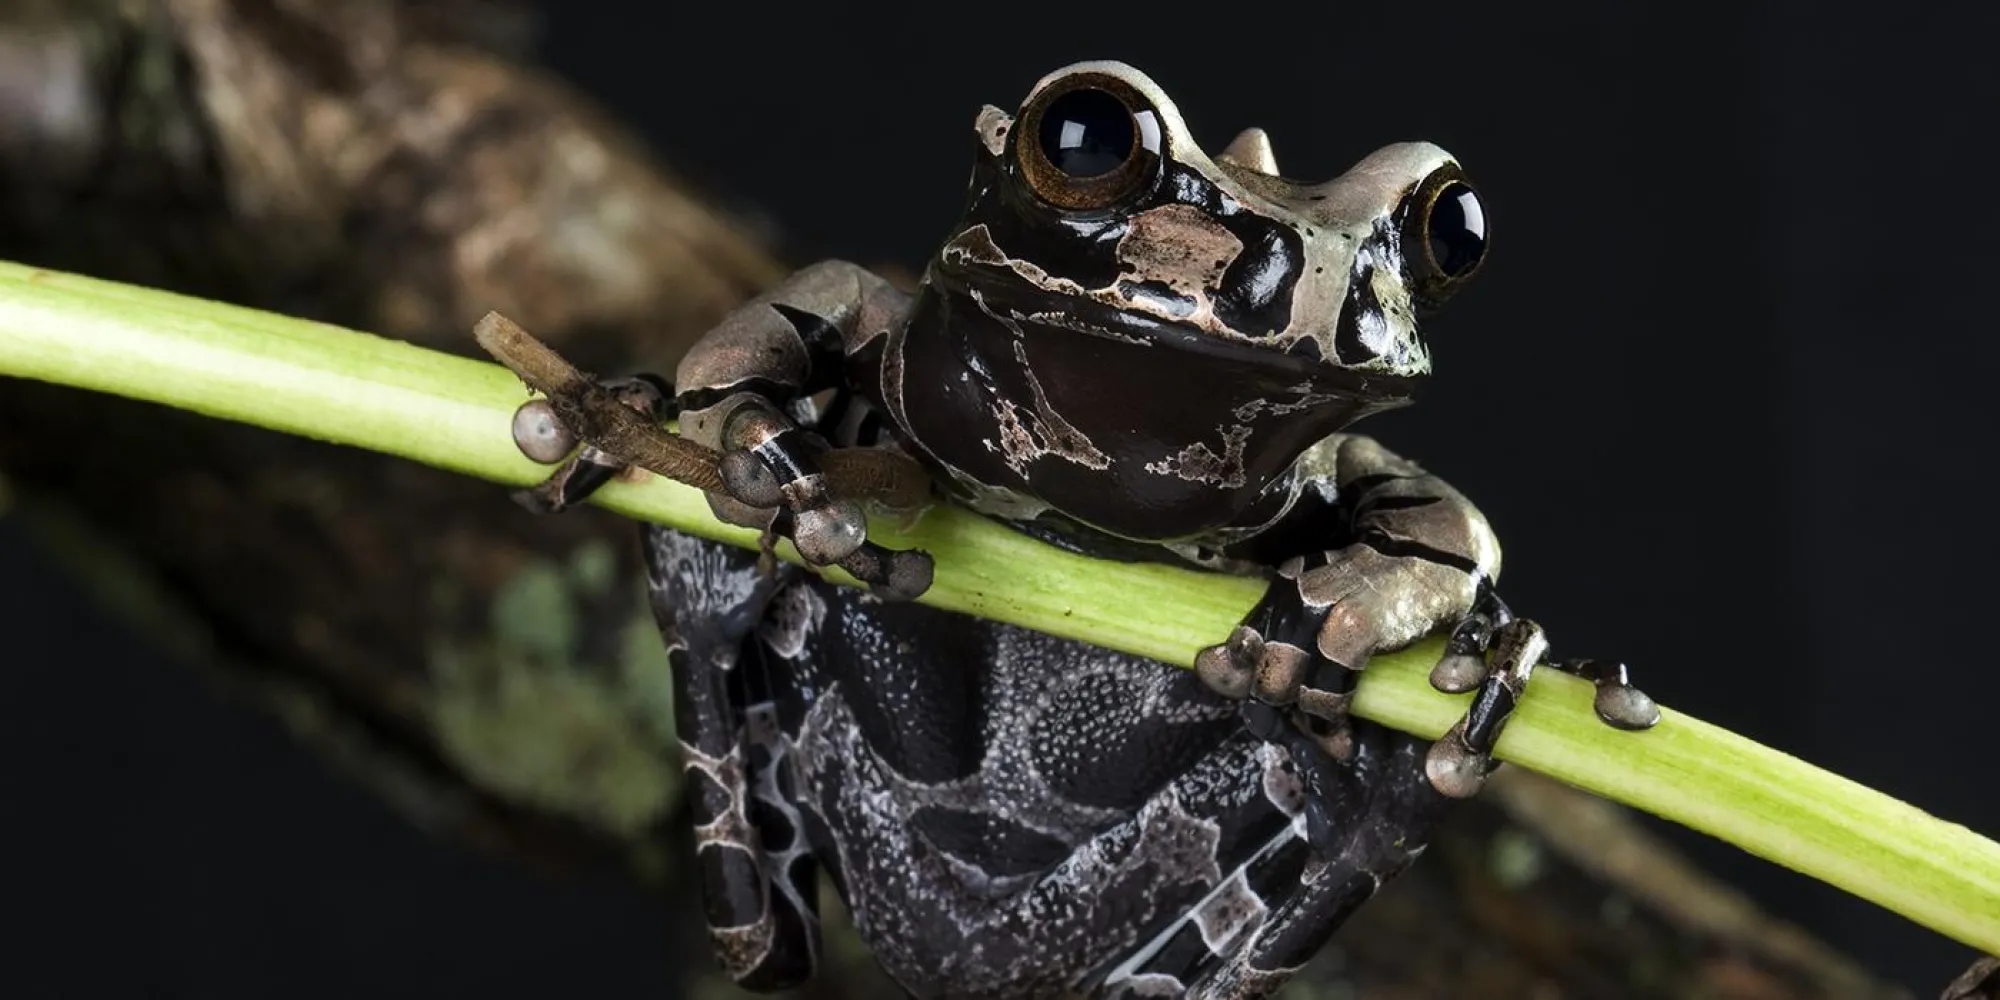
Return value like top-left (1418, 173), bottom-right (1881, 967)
top-left (768, 579), bottom-right (1304, 997)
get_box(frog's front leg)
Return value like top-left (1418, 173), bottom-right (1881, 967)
top-left (1196, 434), bottom-right (1657, 802)
top-left (1196, 434), bottom-right (1502, 798)
top-left (515, 259), bottom-right (932, 598)
top-left (1174, 729), bottom-right (1450, 1000)
top-left (670, 260), bottom-right (936, 596)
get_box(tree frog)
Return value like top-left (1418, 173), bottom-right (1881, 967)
top-left (511, 60), bottom-right (1659, 999)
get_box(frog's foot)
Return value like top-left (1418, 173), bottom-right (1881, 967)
top-left (1196, 542), bottom-right (1485, 775)
top-left (1425, 587), bottom-right (1660, 731)
top-left (1422, 590), bottom-right (1661, 798)
top-left (1548, 658), bottom-right (1661, 729)
top-left (1197, 560), bottom-right (1661, 803)
top-left (1174, 731), bottom-right (1453, 1000)
top-left (1194, 553), bottom-right (1380, 859)
top-left (1194, 555), bottom-right (1361, 765)
top-left (709, 396), bottom-right (934, 601)
top-left (1420, 617), bottom-right (1548, 798)
top-left (508, 377), bottom-right (934, 601)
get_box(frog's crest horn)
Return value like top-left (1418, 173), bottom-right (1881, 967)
top-left (974, 105), bottom-right (1012, 157)
top-left (1218, 127), bottom-right (1279, 175)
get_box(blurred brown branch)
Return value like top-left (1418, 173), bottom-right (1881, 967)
top-left (0, 2), bottom-right (1922, 997)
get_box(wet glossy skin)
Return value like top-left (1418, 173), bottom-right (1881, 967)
top-left (513, 59), bottom-right (1666, 1000)
top-left (882, 61), bottom-right (1477, 542)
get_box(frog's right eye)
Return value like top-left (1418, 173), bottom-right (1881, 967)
top-left (1016, 75), bottom-right (1163, 211)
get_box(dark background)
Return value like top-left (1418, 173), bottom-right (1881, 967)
top-left (4, 1), bottom-right (1996, 996)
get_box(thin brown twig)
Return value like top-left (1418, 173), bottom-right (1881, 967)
top-left (473, 310), bottom-right (727, 491)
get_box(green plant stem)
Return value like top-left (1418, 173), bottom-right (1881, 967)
top-left (2, 259), bottom-right (1995, 955)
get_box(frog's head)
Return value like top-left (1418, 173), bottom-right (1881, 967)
top-left (898, 61), bottom-right (1488, 541)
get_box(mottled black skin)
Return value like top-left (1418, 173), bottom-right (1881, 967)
top-left (644, 510), bottom-right (1452, 998)
top-left (526, 60), bottom-right (1536, 1000)
top-left (894, 275), bottom-right (1407, 541)
top-left (889, 122), bottom-right (1425, 543)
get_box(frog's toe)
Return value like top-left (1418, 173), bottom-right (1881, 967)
top-left (1428, 651), bottom-right (1488, 694)
top-left (1554, 658), bottom-right (1663, 730)
top-left (1199, 604), bottom-right (1354, 709)
top-left (1423, 617), bottom-right (1547, 797)
top-left (1194, 626), bottom-right (1262, 701)
top-left (1422, 613), bottom-right (1663, 798)
top-left (1597, 683), bottom-right (1661, 730)
top-left (790, 495), bottom-right (869, 565)
top-left (717, 403), bottom-right (861, 562)
top-left (1423, 722), bottom-right (1491, 799)
top-left (1295, 705), bottom-right (1356, 762)
top-left (1430, 613), bottom-right (1496, 693)
top-left (718, 447), bottom-right (784, 507)
top-left (831, 541), bottom-right (934, 601)
top-left (511, 398), bottom-right (578, 464)
top-left (1432, 585), bottom-right (1662, 734)
top-left (509, 373), bottom-right (674, 514)
top-left (1425, 583), bottom-right (1512, 693)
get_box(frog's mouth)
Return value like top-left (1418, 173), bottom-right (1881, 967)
top-left (947, 265), bottom-right (1422, 409)
top-left (901, 270), bottom-right (1419, 541)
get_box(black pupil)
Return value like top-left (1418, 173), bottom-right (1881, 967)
top-left (1427, 182), bottom-right (1487, 276)
top-left (1037, 88), bottom-right (1135, 178)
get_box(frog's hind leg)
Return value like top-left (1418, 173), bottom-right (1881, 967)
top-left (1177, 728), bottom-right (1450, 1000)
top-left (642, 527), bottom-right (823, 991)
top-left (1088, 721), bottom-right (1450, 1000)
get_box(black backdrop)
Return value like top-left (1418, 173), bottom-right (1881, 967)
top-left (4, 1), bottom-right (1996, 996)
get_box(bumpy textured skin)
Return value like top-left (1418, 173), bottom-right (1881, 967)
top-left (644, 525), bottom-right (1456, 998)
top-left (531, 59), bottom-right (1560, 1000)
top-left (654, 316), bottom-right (1497, 996)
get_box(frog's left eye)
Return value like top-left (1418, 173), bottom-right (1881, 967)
top-left (1015, 75), bottom-right (1163, 211)
top-left (1402, 166), bottom-right (1489, 304)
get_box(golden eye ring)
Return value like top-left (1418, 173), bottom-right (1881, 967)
top-left (1015, 73), bottom-right (1164, 211)
top-left (1402, 165), bottom-right (1489, 303)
